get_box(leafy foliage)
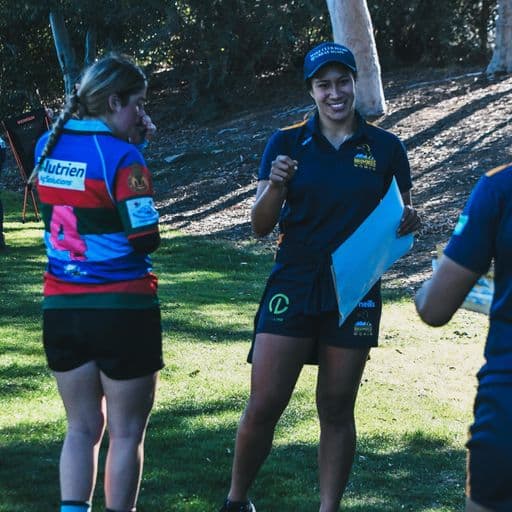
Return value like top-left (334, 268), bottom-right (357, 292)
top-left (0, 0), bottom-right (499, 121)
top-left (369, 0), bottom-right (497, 67)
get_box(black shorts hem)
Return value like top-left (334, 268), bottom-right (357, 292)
top-left (49, 360), bottom-right (165, 380)
top-left (44, 308), bottom-right (163, 380)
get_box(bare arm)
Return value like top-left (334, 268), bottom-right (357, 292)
top-left (251, 155), bottom-right (297, 237)
top-left (415, 255), bottom-right (481, 326)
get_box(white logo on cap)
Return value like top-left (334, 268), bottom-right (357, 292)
top-left (309, 46), bottom-right (348, 61)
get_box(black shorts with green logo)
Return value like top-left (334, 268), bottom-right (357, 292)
top-left (251, 263), bottom-right (382, 364)
top-left (43, 308), bottom-right (164, 380)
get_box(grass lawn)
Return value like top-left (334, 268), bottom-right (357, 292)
top-left (0, 190), bottom-right (487, 511)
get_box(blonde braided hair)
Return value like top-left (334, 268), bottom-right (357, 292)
top-left (30, 53), bottom-right (146, 183)
top-left (29, 90), bottom-right (80, 183)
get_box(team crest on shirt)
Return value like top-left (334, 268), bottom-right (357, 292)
top-left (354, 144), bottom-right (376, 171)
top-left (353, 309), bottom-right (373, 336)
top-left (127, 163), bottom-right (150, 193)
top-left (354, 320), bottom-right (373, 336)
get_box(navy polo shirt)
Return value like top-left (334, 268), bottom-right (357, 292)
top-left (444, 163), bottom-right (512, 382)
top-left (259, 112), bottom-right (412, 255)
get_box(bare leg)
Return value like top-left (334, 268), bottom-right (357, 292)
top-left (54, 362), bottom-right (106, 502)
top-left (227, 334), bottom-right (315, 502)
top-left (316, 345), bottom-right (369, 512)
top-left (466, 497), bottom-right (495, 512)
top-left (101, 372), bottom-right (158, 511)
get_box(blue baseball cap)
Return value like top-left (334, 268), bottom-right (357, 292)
top-left (303, 42), bottom-right (357, 80)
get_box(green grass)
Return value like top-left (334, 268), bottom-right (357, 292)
top-left (0, 190), bottom-right (488, 511)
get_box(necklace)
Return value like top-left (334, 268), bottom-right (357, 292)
top-left (328, 132), bottom-right (352, 150)
top-left (340, 133), bottom-right (352, 145)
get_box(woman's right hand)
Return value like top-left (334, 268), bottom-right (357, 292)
top-left (269, 155), bottom-right (298, 187)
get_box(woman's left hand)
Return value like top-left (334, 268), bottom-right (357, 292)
top-left (141, 114), bottom-right (156, 140)
top-left (131, 115), bottom-right (157, 145)
top-left (397, 205), bottom-right (421, 236)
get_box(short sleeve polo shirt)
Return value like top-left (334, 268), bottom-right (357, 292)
top-left (258, 112), bottom-right (412, 252)
top-left (444, 163), bottom-right (512, 379)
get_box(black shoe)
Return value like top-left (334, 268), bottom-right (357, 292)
top-left (218, 498), bottom-right (256, 512)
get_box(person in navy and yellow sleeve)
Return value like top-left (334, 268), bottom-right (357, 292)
top-left (416, 163), bottom-right (512, 512)
top-left (219, 42), bottom-right (420, 512)
top-left (31, 54), bottom-right (162, 512)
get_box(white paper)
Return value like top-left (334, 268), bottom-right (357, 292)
top-left (331, 177), bottom-right (414, 325)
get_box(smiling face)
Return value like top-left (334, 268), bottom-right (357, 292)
top-left (309, 63), bottom-right (356, 128)
top-left (105, 87), bottom-right (147, 142)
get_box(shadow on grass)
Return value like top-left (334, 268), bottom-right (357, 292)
top-left (0, 337), bottom-right (43, 357)
top-left (0, 398), bottom-right (466, 512)
top-left (0, 236), bottom-right (45, 323)
top-left (0, 421), bottom-right (63, 512)
top-left (0, 361), bottom-right (50, 398)
top-left (162, 314), bottom-right (253, 343)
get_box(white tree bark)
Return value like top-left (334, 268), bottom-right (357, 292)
top-left (487, 0), bottom-right (512, 75)
top-left (325, 0), bottom-right (386, 119)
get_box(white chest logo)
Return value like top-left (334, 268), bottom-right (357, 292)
top-left (39, 158), bottom-right (87, 191)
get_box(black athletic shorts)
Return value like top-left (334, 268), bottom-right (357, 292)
top-left (43, 308), bottom-right (164, 380)
top-left (466, 381), bottom-right (512, 511)
top-left (249, 263), bottom-right (382, 363)
top-left (256, 282), bottom-right (381, 347)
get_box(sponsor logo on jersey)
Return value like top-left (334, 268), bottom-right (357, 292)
top-left (39, 158), bottom-right (87, 190)
top-left (354, 144), bottom-right (376, 171)
top-left (126, 197), bottom-right (159, 229)
top-left (358, 299), bottom-right (376, 308)
top-left (64, 264), bottom-right (88, 277)
top-left (269, 292), bottom-right (290, 318)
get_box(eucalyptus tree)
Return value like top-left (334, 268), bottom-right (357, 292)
top-left (325, 0), bottom-right (385, 119)
top-left (487, 0), bottom-right (512, 74)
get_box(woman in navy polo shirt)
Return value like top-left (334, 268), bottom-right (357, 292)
top-left (416, 163), bottom-right (512, 512)
top-left (219, 42), bottom-right (420, 512)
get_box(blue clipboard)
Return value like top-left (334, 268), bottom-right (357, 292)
top-left (331, 177), bottom-right (414, 325)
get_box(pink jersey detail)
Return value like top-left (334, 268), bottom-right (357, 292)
top-left (50, 205), bottom-right (88, 261)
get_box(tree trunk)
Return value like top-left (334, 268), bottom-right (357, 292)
top-left (487, 0), bottom-right (512, 74)
top-left (49, 10), bottom-right (80, 96)
top-left (325, 0), bottom-right (386, 120)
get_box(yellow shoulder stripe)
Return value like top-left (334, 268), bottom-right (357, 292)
top-left (279, 119), bottom-right (308, 131)
top-left (486, 162), bottom-right (512, 177)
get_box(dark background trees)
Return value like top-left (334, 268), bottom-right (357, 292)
top-left (0, 0), bottom-right (499, 121)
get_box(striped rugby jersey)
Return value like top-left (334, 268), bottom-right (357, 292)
top-left (35, 119), bottom-right (160, 309)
